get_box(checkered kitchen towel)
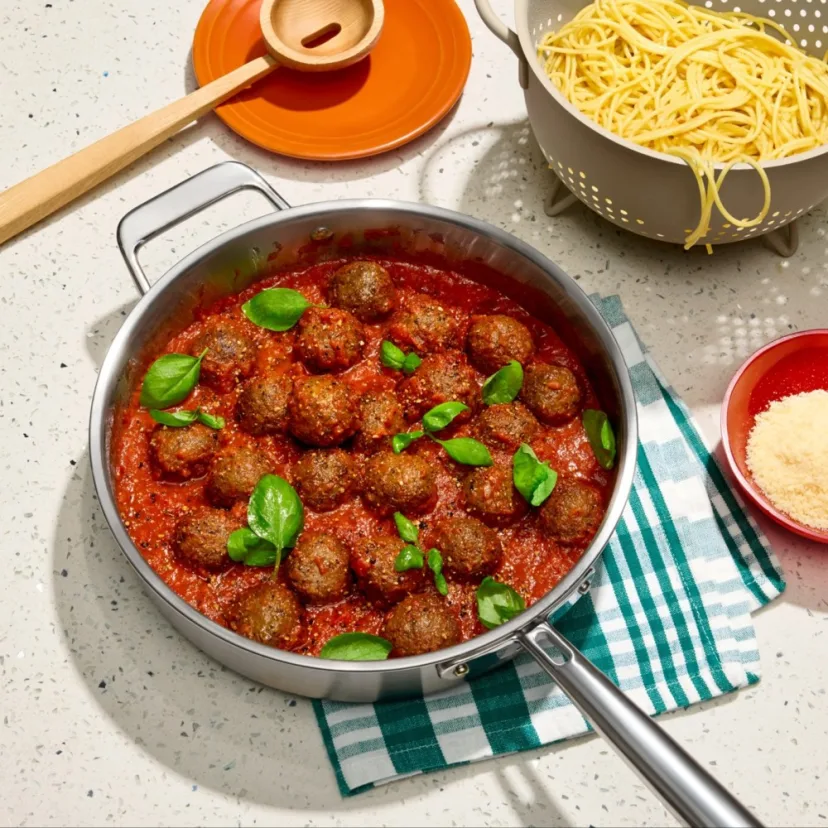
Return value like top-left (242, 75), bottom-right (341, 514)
top-left (313, 294), bottom-right (786, 796)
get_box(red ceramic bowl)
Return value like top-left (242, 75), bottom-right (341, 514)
top-left (722, 329), bottom-right (828, 544)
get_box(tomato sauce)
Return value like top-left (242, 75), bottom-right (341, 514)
top-left (113, 258), bottom-right (613, 656)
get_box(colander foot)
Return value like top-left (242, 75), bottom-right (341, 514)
top-left (762, 221), bottom-right (799, 258)
top-left (545, 176), bottom-right (578, 217)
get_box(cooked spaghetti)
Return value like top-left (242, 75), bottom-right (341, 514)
top-left (538, 0), bottom-right (828, 248)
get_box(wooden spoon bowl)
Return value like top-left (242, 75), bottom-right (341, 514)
top-left (263, 0), bottom-right (384, 71)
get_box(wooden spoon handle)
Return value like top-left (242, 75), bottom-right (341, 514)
top-left (0, 54), bottom-right (278, 247)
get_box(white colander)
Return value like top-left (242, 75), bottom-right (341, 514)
top-left (475, 0), bottom-right (828, 255)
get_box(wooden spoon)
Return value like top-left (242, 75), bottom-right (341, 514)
top-left (0, 0), bottom-right (384, 247)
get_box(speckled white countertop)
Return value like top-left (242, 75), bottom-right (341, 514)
top-left (1, 0), bottom-right (827, 825)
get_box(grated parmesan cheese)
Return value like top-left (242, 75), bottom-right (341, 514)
top-left (746, 389), bottom-right (828, 531)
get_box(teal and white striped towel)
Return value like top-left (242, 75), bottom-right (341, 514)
top-left (313, 294), bottom-right (785, 796)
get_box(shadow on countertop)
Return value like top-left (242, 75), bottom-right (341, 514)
top-left (50, 457), bottom-right (577, 824)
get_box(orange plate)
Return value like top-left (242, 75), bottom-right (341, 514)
top-left (192, 0), bottom-right (473, 161)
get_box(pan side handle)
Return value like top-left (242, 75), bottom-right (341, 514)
top-left (473, 0), bottom-right (529, 89)
top-left (117, 161), bottom-right (289, 295)
top-left (519, 621), bottom-right (764, 828)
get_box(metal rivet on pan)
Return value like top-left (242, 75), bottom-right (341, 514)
top-left (453, 664), bottom-right (470, 678)
top-left (578, 579), bottom-right (592, 595)
top-left (310, 226), bottom-right (334, 242)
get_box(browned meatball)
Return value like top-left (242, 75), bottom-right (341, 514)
top-left (388, 295), bottom-right (459, 354)
top-left (292, 449), bottom-right (358, 512)
top-left (295, 307), bottom-right (364, 373)
top-left (288, 375), bottom-right (360, 447)
top-left (475, 402), bottom-right (539, 450)
top-left (520, 363), bottom-right (581, 425)
top-left (191, 318), bottom-right (256, 391)
top-left (228, 582), bottom-right (302, 649)
top-left (149, 423), bottom-right (217, 480)
top-left (539, 479), bottom-right (603, 546)
top-left (398, 352), bottom-right (479, 422)
top-left (328, 261), bottom-right (396, 322)
top-left (463, 465), bottom-right (528, 527)
top-left (354, 389), bottom-right (405, 452)
top-left (363, 452), bottom-right (437, 515)
top-left (173, 508), bottom-right (241, 570)
top-left (207, 445), bottom-right (272, 507)
top-left (466, 314), bottom-right (534, 374)
top-left (237, 374), bottom-right (292, 435)
top-left (433, 516), bottom-right (503, 578)
top-left (383, 594), bottom-right (461, 657)
top-left (286, 532), bottom-right (351, 603)
top-left (350, 535), bottom-right (425, 604)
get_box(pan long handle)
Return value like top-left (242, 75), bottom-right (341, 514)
top-left (117, 161), bottom-right (290, 295)
top-left (519, 621), bottom-right (764, 828)
top-left (472, 0), bottom-right (529, 89)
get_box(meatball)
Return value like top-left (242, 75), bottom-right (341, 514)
top-left (328, 261), bottom-right (396, 322)
top-left (295, 307), bottom-right (364, 373)
top-left (228, 581), bottom-right (302, 649)
top-left (288, 375), bottom-right (360, 447)
top-left (466, 314), bottom-right (534, 374)
top-left (433, 516), bottom-right (503, 579)
top-left (462, 465), bottom-right (528, 527)
top-left (191, 318), bottom-right (256, 390)
top-left (354, 389), bottom-right (405, 452)
top-left (149, 423), bottom-right (217, 480)
top-left (383, 594), bottom-right (461, 657)
top-left (398, 352), bottom-right (479, 422)
top-left (520, 363), bottom-right (581, 425)
top-left (207, 445), bottom-right (273, 507)
top-left (286, 532), bottom-right (351, 603)
top-left (237, 374), bottom-right (292, 436)
top-left (350, 535), bottom-right (425, 604)
top-left (474, 402), bottom-right (539, 450)
top-left (173, 508), bottom-right (240, 570)
top-left (539, 479), bottom-right (603, 546)
top-left (388, 295), bottom-right (459, 354)
top-left (363, 452), bottom-right (437, 515)
top-left (292, 449), bottom-right (359, 512)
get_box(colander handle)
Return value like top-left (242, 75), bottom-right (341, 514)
top-left (519, 621), bottom-right (765, 828)
top-left (473, 0), bottom-right (529, 89)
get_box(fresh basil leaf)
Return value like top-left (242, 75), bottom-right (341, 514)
top-left (242, 287), bottom-right (310, 332)
top-left (380, 340), bottom-right (406, 370)
top-left (423, 401), bottom-right (470, 432)
top-left (227, 527), bottom-right (277, 565)
top-left (197, 410), bottom-right (225, 430)
top-left (393, 512), bottom-right (419, 544)
top-left (150, 408), bottom-right (199, 427)
top-left (482, 360), bottom-right (524, 405)
top-left (476, 576), bottom-right (525, 629)
top-left (583, 409), bottom-right (617, 470)
top-left (140, 349), bottom-right (206, 409)
top-left (427, 548), bottom-right (448, 596)
top-left (319, 632), bottom-right (393, 661)
top-left (402, 352), bottom-right (422, 374)
top-left (381, 341), bottom-right (422, 374)
top-left (530, 465), bottom-right (558, 506)
top-left (436, 437), bottom-right (493, 467)
top-left (394, 545), bottom-right (425, 571)
top-left (513, 443), bottom-right (558, 506)
top-left (243, 543), bottom-right (279, 568)
top-left (247, 474), bottom-right (304, 570)
top-left (392, 430), bottom-right (424, 453)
